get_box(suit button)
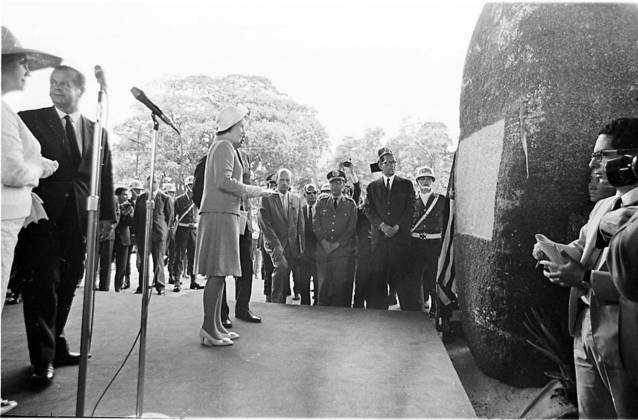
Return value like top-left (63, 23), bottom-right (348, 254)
top-left (65, 193), bottom-right (70, 198)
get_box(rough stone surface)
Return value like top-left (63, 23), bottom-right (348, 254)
top-left (457, 3), bottom-right (638, 386)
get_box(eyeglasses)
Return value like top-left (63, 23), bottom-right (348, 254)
top-left (305, 191), bottom-right (317, 195)
top-left (591, 148), bottom-right (638, 160)
top-left (18, 58), bottom-right (29, 70)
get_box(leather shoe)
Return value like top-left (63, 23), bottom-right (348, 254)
top-left (134, 287), bottom-right (142, 294)
top-left (31, 363), bottom-right (54, 385)
top-left (222, 317), bottom-right (232, 328)
top-left (173, 286), bottom-right (181, 293)
top-left (157, 289), bottom-right (166, 296)
top-left (190, 282), bottom-right (204, 290)
top-left (54, 351), bottom-right (90, 367)
top-left (236, 310), bottom-right (261, 323)
top-left (292, 293), bottom-right (300, 301)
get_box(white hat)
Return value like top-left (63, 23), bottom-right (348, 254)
top-left (216, 105), bottom-right (249, 132)
top-left (415, 166), bottom-right (436, 181)
top-left (2, 26), bottom-right (61, 71)
top-left (164, 183), bottom-right (176, 193)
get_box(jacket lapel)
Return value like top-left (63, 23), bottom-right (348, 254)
top-left (582, 196), bottom-right (615, 265)
top-left (80, 116), bottom-right (92, 159)
top-left (45, 107), bottom-right (72, 159)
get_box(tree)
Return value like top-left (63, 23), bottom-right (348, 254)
top-left (113, 74), bottom-right (329, 192)
top-left (386, 118), bottom-right (455, 193)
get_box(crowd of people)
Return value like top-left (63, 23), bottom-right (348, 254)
top-left (2, 25), bottom-right (638, 419)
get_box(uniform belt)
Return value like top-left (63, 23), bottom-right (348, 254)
top-left (410, 232), bottom-right (441, 240)
top-left (178, 223), bottom-right (197, 228)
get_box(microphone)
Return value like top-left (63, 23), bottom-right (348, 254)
top-left (94, 65), bottom-right (107, 92)
top-left (130, 87), bottom-right (180, 135)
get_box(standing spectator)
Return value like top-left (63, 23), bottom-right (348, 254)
top-left (171, 175), bottom-right (203, 292)
top-left (113, 187), bottom-right (134, 292)
top-left (300, 183), bottom-right (319, 305)
top-left (97, 196), bottom-right (118, 291)
top-left (1, 26), bottom-right (60, 402)
top-left (313, 170), bottom-right (357, 307)
top-left (260, 173), bottom-right (277, 302)
top-left (134, 176), bottom-right (173, 295)
top-left (17, 64), bottom-right (115, 384)
top-left (408, 166), bottom-right (445, 314)
top-left (124, 179), bottom-right (143, 290)
top-left (259, 168), bottom-right (305, 304)
top-left (363, 147), bottom-right (417, 310)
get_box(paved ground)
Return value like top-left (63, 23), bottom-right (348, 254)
top-left (1, 254), bottom-right (475, 418)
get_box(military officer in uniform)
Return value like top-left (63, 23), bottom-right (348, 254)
top-left (171, 176), bottom-right (203, 292)
top-left (408, 166), bottom-right (445, 314)
top-left (313, 170), bottom-right (357, 307)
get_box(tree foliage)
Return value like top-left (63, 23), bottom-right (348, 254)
top-left (323, 119), bottom-right (455, 194)
top-left (112, 74), bottom-right (329, 191)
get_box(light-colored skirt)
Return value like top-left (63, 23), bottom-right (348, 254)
top-left (195, 212), bottom-right (241, 277)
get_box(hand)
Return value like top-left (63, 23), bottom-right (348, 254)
top-left (531, 242), bottom-right (548, 261)
top-left (260, 188), bottom-right (278, 197)
top-left (540, 251), bottom-right (586, 288)
top-left (380, 223), bottom-right (394, 238)
top-left (599, 207), bottom-right (638, 244)
top-left (271, 246), bottom-right (284, 262)
top-left (98, 220), bottom-right (114, 241)
top-left (320, 239), bottom-right (339, 254)
top-left (41, 159), bottom-right (59, 178)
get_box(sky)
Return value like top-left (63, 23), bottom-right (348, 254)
top-left (2, 0), bottom-right (485, 146)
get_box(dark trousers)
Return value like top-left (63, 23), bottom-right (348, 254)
top-left (420, 238), bottom-right (441, 306)
top-left (97, 238), bottom-right (114, 291)
top-left (270, 246), bottom-right (301, 304)
top-left (172, 227), bottom-right (196, 283)
top-left (298, 256), bottom-right (315, 305)
top-left (353, 248), bottom-right (373, 308)
top-left (262, 245), bottom-right (274, 298)
top-left (316, 254), bottom-right (353, 307)
top-left (17, 218), bottom-right (86, 367)
top-left (113, 241), bottom-right (130, 291)
top-left (369, 236), bottom-right (418, 310)
top-left (138, 239), bottom-right (166, 291)
top-left (234, 231), bottom-right (253, 314)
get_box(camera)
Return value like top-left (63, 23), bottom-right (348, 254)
top-left (605, 154), bottom-right (638, 187)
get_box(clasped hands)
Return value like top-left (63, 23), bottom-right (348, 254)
top-left (320, 239), bottom-right (340, 254)
top-left (380, 222), bottom-right (399, 238)
top-left (531, 243), bottom-right (586, 289)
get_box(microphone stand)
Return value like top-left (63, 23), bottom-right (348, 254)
top-left (136, 113), bottom-right (159, 418)
top-left (76, 75), bottom-right (107, 417)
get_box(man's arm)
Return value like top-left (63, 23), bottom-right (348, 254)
top-left (258, 197), bottom-right (282, 251)
top-left (363, 182), bottom-right (382, 229)
top-left (99, 130), bottom-right (116, 222)
top-left (608, 212), bottom-right (638, 301)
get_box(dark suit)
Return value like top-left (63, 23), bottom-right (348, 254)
top-left (16, 106), bottom-right (115, 367)
top-left (409, 192), bottom-right (445, 310)
top-left (133, 190), bottom-right (173, 292)
top-left (259, 192), bottom-right (305, 303)
top-left (114, 200), bottom-right (134, 291)
top-left (363, 175), bottom-right (416, 310)
top-left (607, 210), bottom-right (638, 388)
top-left (299, 203), bottom-right (318, 305)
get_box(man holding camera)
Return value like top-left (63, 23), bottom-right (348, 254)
top-left (533, 118), bottom-right (638, 419)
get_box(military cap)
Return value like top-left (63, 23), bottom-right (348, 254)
top-left (327, 169), bottom-right (347, 183)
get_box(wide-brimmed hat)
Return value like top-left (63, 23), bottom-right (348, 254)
top-left (415, 166), bottom-right (436, 181)
top-left (216, 104), bottom-right (249, 132)
top-left (2, 27), bottom-right (62, 71)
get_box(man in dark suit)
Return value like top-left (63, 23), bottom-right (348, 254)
top-left (409, 166), bottom-right (445, 315)
top-left (16, 65), bottom-right (115, 384)
top-left (363, 147), bottom-right (417, 310)
top-left (134, 176), bottom-right (174, 295)
top-left (260, 174), bottom-right (277, 302)
top-left (259, 168), bottom-right (305, 304)
top-left (299, 183), bottom-right (319, 305)
top-left (113, 187), bottom-right (134, 292)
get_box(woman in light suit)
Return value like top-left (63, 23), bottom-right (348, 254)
top-left (196, 105), bottom-right (274, 346)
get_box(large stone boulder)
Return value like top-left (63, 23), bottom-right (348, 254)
top-left (457, 3), bottom-right (638, 387)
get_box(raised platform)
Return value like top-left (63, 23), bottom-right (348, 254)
top-left (1, 284), bottom-right (475, 418)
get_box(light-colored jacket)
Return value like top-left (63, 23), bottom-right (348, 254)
top-left (199, 138), bottom-right (261, 215)
top-left (1, 100), bottom-right (46, 220)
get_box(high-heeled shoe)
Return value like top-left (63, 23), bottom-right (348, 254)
top-left (221, 331), bottom-right (240, 340)
top-left (199, 328), bottom-right (233, 347)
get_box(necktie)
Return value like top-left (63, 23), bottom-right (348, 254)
top-left (333, 198), bottom-right (338, 210)
top-left (385, 178), bottom-right (391, 197)
top-left (64, 115), bottom-right (81, 167)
